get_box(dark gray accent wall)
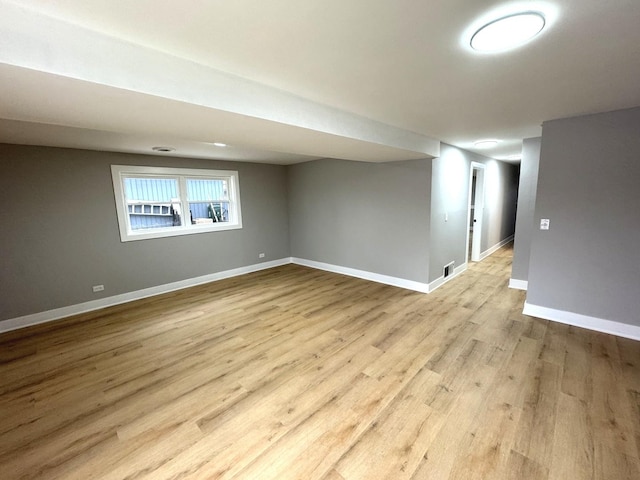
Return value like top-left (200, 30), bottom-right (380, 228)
top-left (0, 144), bottom-right (290, 320)
top-left (429, 144), bottom-right (519, 283)
top-left (511, 137), bottom-right (541, 283)
top-left (527, 107), bottom-right (640, 326)
top-left (287, 158), bottom-right (431, 283)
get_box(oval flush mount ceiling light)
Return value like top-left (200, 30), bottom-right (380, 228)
top-left (212, 142), bottom-right (227, 147)
top-left (474, 139), bottom-right (500, 149)
top-left (471, 12), bottom-right (545, 52)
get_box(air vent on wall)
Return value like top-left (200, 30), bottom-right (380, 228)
top-left (444, 261), bottom-right (455, 278)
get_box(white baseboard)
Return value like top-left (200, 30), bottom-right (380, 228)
top-left (523, 301), bottom-right (640, 341)
top-left (291, 257), bottom-right (429, 294)
top-left (509, 279), bottom-right (528, 290)
top-left (428, 263), bottom-right (468, 293)
top-left (0, 258), bottom-right (291, 334)
top-left (479, 234), bottom-right (514, 261)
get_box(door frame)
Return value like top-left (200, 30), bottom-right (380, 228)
top-left (466, 162), bottom-right (486, 262)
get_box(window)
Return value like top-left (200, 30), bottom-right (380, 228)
top-left (111, 165), bottom-right (242, 242)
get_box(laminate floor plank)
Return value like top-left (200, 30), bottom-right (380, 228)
top-left (548, 392), bottom-right (595, 480)
top-left (512, 360), bottom-right (562, 469)
top-left (332, 367), bottom-right (444, 480)
top-left (560, 326), bottom-right (593, 401)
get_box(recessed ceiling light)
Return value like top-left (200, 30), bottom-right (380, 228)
top-left (151, 146), bottom-right (175, 153)
top-left (474, 139), bottom-right (500, 149)
top-left (212, 142), bottom-right (227, 147)
top-left (470, 12), bottom-right (545, 52)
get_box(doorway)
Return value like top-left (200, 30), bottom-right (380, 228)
top-left (467, 162), bottom-right (485, 262)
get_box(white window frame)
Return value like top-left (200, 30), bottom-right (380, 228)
top-left (111, 165), bottom-right (242, 242)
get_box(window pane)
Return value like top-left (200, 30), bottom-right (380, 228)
top-left (123, 177), bottom-right (182, 230)
top-left (125, 177), bottom-right (178, 201)
top-left (187, 178), bottom-right (228, 202)
top-left (189, 202), bottom-right (229, 224)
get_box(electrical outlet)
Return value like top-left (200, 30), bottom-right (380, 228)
top-left (92, 285), bottom-right (104, 293)
top-left (258, 253), bottom-right (265, 258)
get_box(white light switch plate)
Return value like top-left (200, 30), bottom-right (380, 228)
top-left (540, 218), bottom-right (550, 230)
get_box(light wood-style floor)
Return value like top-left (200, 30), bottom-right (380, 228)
top-left (1, 245), bottom-right (639, 480)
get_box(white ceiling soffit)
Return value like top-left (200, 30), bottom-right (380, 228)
top-left (0, 2), bottom-right (440, 163)
top-left (0, 118), bottom-right (323, 165)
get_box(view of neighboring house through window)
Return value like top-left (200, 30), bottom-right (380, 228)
top-left (111, 165), bottom-right (242, 242)
top-left (187, 178), bottom-right (230, 225)
top-left (124, 177), bottom-right (182, 231)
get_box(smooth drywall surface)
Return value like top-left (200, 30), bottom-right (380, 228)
top-left (288, 158), bottom-right (431, 283)
top-left (511, 137), bottom-right (541, 283)
top-left (429, 144), bottom-right (519, 283)
top-left (1, 2), bottom-right (440, 162)
top-left (0, 144), bottom-right (290, 320)
top-left (527, 107), bottom-right (640, 326)
top-left (429, 145), bottom-right (472, 282)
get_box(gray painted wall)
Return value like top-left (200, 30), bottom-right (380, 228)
top-left (288, 158), bottom-right (431, 283)
top-left (1, 142), bottom-right (520, 323)
top-left (511, 137), bottom-right (541, 283)
top-left (527, 107), bottom-right (640, 326)
top-left (429, 144), bottom-right (519, 283)
top-left (0, 144), bottom-right (290, 320)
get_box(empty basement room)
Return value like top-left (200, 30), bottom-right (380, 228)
top-left (1, 2), bottom-right (639, 479)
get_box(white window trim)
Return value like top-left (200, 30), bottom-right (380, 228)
top-left (111, 165), bottom-right (242, 242)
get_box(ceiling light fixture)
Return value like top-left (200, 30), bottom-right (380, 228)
top-left (470, 12), bottom-right (545, 52)
top-left (212, 142), bottom-right (227, 147)
top-left (151, 146), bottom-right (175, 153)
top-left (474, 139), bottom-right (500, 149)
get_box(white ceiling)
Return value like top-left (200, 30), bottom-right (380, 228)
top-left (1, 0), bottom-right (639, 164)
